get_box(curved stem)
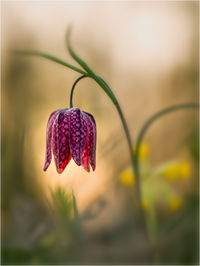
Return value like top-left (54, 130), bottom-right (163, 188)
top-left (66, 30), bottom-right (139, 194)
top-left (70, 75), bottom-right (88, 108)
top-left (12, 50), bottom-right (88, 75)
top-left (134, 103), bottom-right (199, 178)
top-left (69, 75), bottom-right (145, 226)
top-left (70, 75), bottom-right (135, 178)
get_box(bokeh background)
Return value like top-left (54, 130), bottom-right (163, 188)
top-left (1, 1), bottom-right (199, 264)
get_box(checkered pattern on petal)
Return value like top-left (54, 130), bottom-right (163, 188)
top-left (44, 107), bottom-right (96, 173)
top-left (52, 110), bottom-right (71, 173)
top-left (83, 112), bottom-right (96, 171)
top-left (69, 108), bottom-right (88, 166)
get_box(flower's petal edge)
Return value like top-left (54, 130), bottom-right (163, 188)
top-left (82, 142), bottom-right (90, 172)
top-left (83, 112), bottom-right (96, 171)
top-left (52, 110), bottom-right (71, 173)
top-left (43, 109), bottom-right (61, 171)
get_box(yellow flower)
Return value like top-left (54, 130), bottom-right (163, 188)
top-left (133, 142), bottom-right (150, 161)
top-left (142, 199), bottom-right (150, 210)
top-left (163, 161), bottom-right (191, 181)
top-left (164, 164), bottom-right (180, 181)
top-left (169, 196), bottom-right (183, 211)
top-left (179, 162), bottom-right (191, 179)
top-left (119, 169), bottom-right (135, 186)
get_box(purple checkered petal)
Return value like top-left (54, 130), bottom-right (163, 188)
top-left (69, 108), bottom-right (88, 166)
top-left (83, 112), bottom-right (96, 171)
top-left (52, 110), bottom-right (71, 173)
top-left (43, 109), bottom-right (61, 171)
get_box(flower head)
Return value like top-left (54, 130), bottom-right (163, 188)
top-left (43, 107), bottom-right (96, 173)
top-left (119, 168), bottom-right (135, 186)
top-left (163, 161), bottom-right (191, 181)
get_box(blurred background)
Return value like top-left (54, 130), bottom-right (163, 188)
top-left (1, 1), bottom-right (199, 264)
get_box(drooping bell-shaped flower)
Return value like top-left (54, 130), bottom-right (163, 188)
top-left (43, 108), bottom-right (96, 173)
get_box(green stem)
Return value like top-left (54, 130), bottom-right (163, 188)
top-left (66, 28), bottom-right (149, 243)
top-left (69, 74), bottom-right (145, 232)
top-left (134, 103), bottom-right (199, 178)
top-left (70, 76), bottom-right (136, 192)
top-left (70, 75), bottom-right (88, 108)
top-left (12, 50), bottom-right (87, 75)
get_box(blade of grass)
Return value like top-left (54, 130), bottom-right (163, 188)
top-left (72, 191), bottom-right (82, 238)
top-left (66, 27), bottom-right (117, 104)
top-left (12, 50), bottom-right (87, 75)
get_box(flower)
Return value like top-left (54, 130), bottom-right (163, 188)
top-left (179, 162), bottom-right (191, 179)
top-left (169, 196), bottom-right (183, 211)
top-left (163, 161), bottom-right (191, 181)
top-left (119, 168), bottom-right (135, 186)
top-left (164, 164), bottom-right (179, 181)
top-left (43, 107), bottom-right (96, 173)
top-left (142, 199), bottom-right (150, 210)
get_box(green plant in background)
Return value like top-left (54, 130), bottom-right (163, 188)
top-left (119, 141), bottom-right (194, 243)
top-left (2, 186), bottom-right (82, 264)
top-left (40, 188), bottom-right (82, 255)
top-left (12, 27), bottom-right (199, 263)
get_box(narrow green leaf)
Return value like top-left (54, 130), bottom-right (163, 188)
top-left (66, 27), bottom-right (118, 105)
top-left (134, 103), bottom-right (199, 178)
top-left (12, 50), bottom-right (87, 75)
top-left (72, 191), bottom-right (82, 237)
